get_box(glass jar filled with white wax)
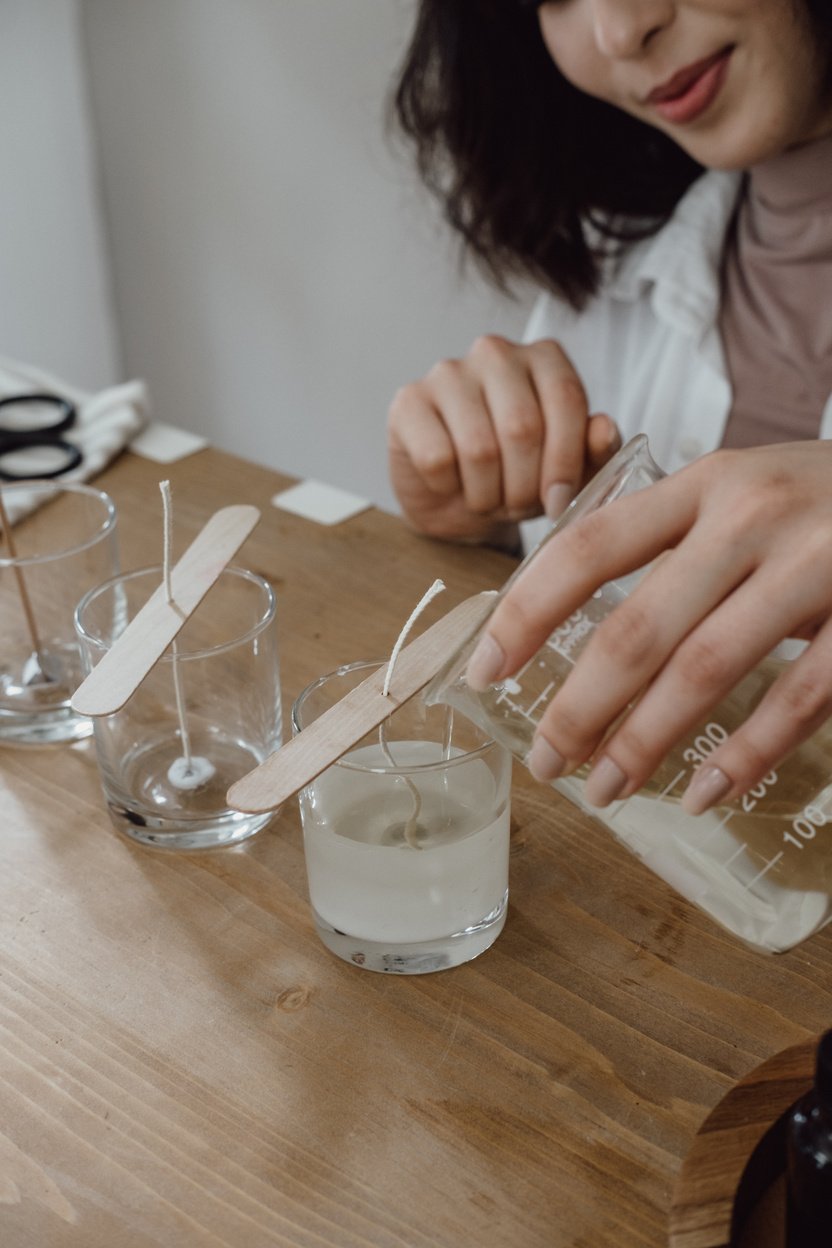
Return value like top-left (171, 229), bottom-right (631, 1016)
top-left (292, 661), bottom-right (512, 975)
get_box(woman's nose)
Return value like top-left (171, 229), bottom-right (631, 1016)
top-left (589, 0), bottom-right (674, 59)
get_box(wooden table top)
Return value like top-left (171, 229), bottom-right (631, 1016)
top-left (2, 448), bottom-right (830, 1248)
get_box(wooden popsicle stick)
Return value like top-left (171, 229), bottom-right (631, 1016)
top-left (72, 504), bottom-right (260, 716)
top-left (226, 591), bottom-right (494, 814)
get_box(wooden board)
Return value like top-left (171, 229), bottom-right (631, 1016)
top-left (5, 447), bottom-right (832, 1248)
top-left (669, 1037), bottom-right (816, 1247)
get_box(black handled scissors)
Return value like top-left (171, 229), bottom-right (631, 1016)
top-left (0, 393), bottom-right (82, 481)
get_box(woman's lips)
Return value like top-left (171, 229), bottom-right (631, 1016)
top-left (646, 47), bottom-right (733, 125)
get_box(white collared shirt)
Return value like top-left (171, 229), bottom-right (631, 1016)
top-left (523, 168), bottom-right (832, 477)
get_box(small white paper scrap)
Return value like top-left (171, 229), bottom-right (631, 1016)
top-left (272, 479), bottom-right (371, 526)
top-left (131, 421), bottom-right (208, 463)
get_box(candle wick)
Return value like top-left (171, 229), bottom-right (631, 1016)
top-left (379, 578), bottom-right (446, 849)
top-left (160, 480), bottom-right (185, 620)
top-left (382, 578), bottom-right (445, 697)
top-left (160, 480), bottom-right (193, 768)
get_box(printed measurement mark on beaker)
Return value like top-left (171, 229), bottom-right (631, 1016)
top-left (545, 610), bottom-right (594, 661)
top-left (721, 841), bottom-right (750, 869)
top-left (782, 803), bottom-right (831, 851)
top-left (696, 808), bottom-right (736, 852)
top-left (743, 852), bottom-right (784, 891)
top-left (526, 682), bottom-right (556, 720)
top-left (508, 702), bottom-right (537, 723)
top-left (494, 680), bottom-right (538, 724)
top-left (656, 770), bottom-right (686, 803)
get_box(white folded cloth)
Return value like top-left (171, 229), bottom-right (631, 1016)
top-left (0, 356), bottom-right (150, 523)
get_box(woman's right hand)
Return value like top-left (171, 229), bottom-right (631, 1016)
top-left (387, 335), bottom-right (621, 548)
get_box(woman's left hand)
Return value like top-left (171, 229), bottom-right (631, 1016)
top-left (465, 441), bottom-right (832, 814)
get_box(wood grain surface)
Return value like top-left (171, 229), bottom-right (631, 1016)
top-left (669, 1038), bottom-right (815, 1247)
top-left (2, 448), bottom-right (831, 1248)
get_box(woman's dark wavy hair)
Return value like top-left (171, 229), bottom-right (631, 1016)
top-left (392, 0), bottom-right (832, 308)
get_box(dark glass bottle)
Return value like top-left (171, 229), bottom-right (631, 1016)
top-left (786, 1030), bottom-right (832, 1247)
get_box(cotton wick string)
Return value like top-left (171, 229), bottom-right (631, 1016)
top-left (161, 479), bottom-right (181, 614)
top-left (160, 480), bottom-right (208, 788)
top-left (160, 481), bottom-right (192, 768)
top-left (382, 578), bottom-right (446, 697)
top-left (379, 579), bottom-right (446, 849)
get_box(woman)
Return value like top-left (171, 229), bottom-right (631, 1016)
top-left (388, 0), bottom-right (832, 815)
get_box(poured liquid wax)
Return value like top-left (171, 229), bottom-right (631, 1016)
top-left (301, 741), bottom-right (510, 945)
top-left (434, 588), bottom-right (832, 951)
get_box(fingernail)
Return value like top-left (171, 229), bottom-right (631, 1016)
top-left (682, 765), bottom-right (732, 816)
top-left (527, 736), bottom-right (566, 783)
top-left (465, 634), bottom-right (505, 692)
top-left (599, 416), bottom-right (621, 451)
top-left (545, 483), bottom-right (574, 521)
top-left (584, 756), bottom-right (628, 807)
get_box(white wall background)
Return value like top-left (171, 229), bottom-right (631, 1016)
top-left (4, 1), bottom-right (529, 513)
top-left (0, 1), bottom-right (120, 388)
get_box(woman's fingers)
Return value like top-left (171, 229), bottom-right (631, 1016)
top-left (522, 339), bottom-right (593, 518)
top-left (466, 469), bottom-right (700, 689)
top-left (473, 335), bottom-right (600, 520)
top-left (573, 564), bottom-right (822, 803)
top-left (585, 413), bottom-right (622, 474)
top-left (388, 335), bottom-right (606, 539)
top-left (420, 356), bottom-right (504, 514)
top-left (467, 440), bottom-right (832, 813)
top-left (388, 385), bottom-right (515, 544)
top-left (523, 532), bottom-right (763, 783)
top-left (388, 385), bottom-right (461, 500)
top-left (472, 336), bottom-right (546, 519)
top-left (680, 620), bottom-right (832, 813)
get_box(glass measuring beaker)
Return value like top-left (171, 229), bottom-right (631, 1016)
top-left (427, 435), bottom-right (832, 954)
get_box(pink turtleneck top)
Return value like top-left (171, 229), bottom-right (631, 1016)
top-left (719, 131), bottom-right (832, 449)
